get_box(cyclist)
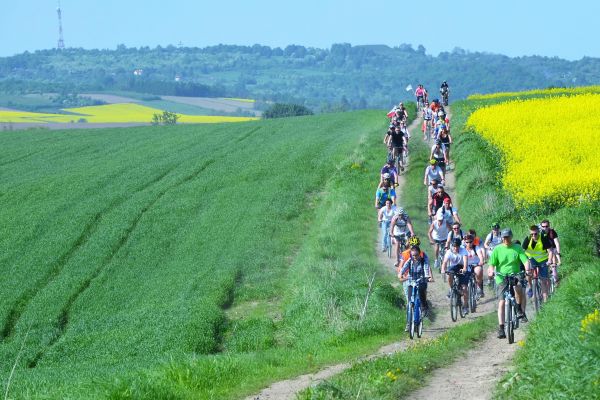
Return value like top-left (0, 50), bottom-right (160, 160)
top-left (415, 85), bottom-right (426, 110)
top-left (422, 102), bottom-right (433, 140)
top-left (380, 160), bottom-right (399, 187)
top-left (385, 125), bottom-right (406, 172)
top-left (488, 228), bottom-right (531, 339)
top-left (445, 222), bottom-right (464, 248)
top-left (400, 244), bottom-right (434, 330)
top-left (375, 181), bottom-right (396, 209)
top-left (378, 198), bottom-right (396, 252)
top-left (395, 102), bottom-right (408, 122)
top-left (441, 238), bottom-right (469, 314)
top-left (440, 81), bottom-right (450, 105)
top-left (522, 225), bottom-right (552, 303)
top-left (430, 140), bottom-right (447, 173)
top-left (438, 126), bottom-right (453, 167)
top-left (430, 185), bottom-right (452, 217)
top-left (390, 208), bottom-right (415, 260)
top-left (424, 159), bottom-right (445, 187)
top-left (426, 179), bottom-right (440, 222)
top-left (484, 223), bottom-right (503, 260)
top-left (540, 219), bottom-right (561, 279)
top-left (428, 213), bottom-right (451, 269)
top-left (464, 234), bottom-right (486, 297)
top-left (436, 198), bottom-right (461, 224)
top-left (397, 236), bottom-right (427, 299)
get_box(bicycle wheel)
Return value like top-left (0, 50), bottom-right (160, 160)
top-left (468, 280), bottom-right (477, 313)
top-left (408, 303), bottom-right (415, 340)
top-left (417, 314), bottom-right (423, 338)
top-left (506, 301), bottom-right (514, 344)
top-left (459, 292), bottom-right (466, 318)
top-left (532, 278), bottom-right (541, 314)
top-left (450, 290), bottom-right (458, 322)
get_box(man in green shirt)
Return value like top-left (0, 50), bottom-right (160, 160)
top-left (488, 228), bottom-right (531, 339)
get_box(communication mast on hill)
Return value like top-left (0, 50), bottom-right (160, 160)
top-left (56, 1), bottom-right (65, 49)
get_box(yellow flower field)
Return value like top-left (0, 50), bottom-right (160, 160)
top-left (468, 85), bottom-right (600, 100)
top-left (467, 93), bottom-right (600, 206)
top-left (0, 103), bottom-right (257, 124)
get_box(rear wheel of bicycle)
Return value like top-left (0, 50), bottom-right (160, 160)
top-left (387, 237), bottom-right (392, 258)
top-left (409, 303), bottom-right (415, 339)
top-left (506, 301), bottom-right (514, 344)
top-left (450, 291), bottom-right (458, 322)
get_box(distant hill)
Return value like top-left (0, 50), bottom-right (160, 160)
top-left (1, 43), bottom-right (599, 111)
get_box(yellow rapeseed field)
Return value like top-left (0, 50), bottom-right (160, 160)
top-left (0, 103), bottom-right (257, 124)
top-left (467, 93), bottom-right (600, 206)
top-left (468, 85), bottom-right (600, 100)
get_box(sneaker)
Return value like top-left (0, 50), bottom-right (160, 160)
top-left (404, 324), bottom-right (409, 332)
top-left (497, 327), bottom-right (506, 339)
top-left (520, 313), bottom-right (529, 323)
top-left (462, 307), bottom-right (469, 315)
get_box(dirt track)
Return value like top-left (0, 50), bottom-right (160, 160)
top-left (245, 108), bottom-right (501, 400)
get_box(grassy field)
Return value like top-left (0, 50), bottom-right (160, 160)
top-left (0, 109), bottom-right (415, 398)
top-left (0, 103), bottom-right (257, 124)
top-left (449, 91), bottom-right (600, 400)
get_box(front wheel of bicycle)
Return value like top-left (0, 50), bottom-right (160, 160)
top-left (459, 293), bottom-right (467, 318)
top-left (506, 300), bottom-right (514, 344)
top-left (468, 280), bottom-right (477, 313)
top-left (417, 315), bottom-right (423, 338)
top-left (532, 278), bottom-right (541, 314)
top-left (450, 291), bottom-right (458, 322)
top-left (408, 303), bottom-right (415, 340)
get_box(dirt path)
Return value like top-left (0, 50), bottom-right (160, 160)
top-left (245, 109), bottom-right (496, 400)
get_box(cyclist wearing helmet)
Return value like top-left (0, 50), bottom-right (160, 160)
top-left (442, 238), bottom-right (469, 314)
top-left (484, 223), bottom-right (502, 260)
top-left (397, 237), bottom-right (428, 300)
top-left (430, 140), bottom-right (447, 173)
top-left (390, 208), bottom-right (415, 260)
top-left (445, 222), bottom-right (464, 249)
top-left (422, 102), bottom-right (433, 139)
top-left (440, 81), bottom-right (449, 106)
top-left (540, 219), bottom-right (561, 267)
top-left (464, 234), bottom-right (486, 297)
top-left (380, 159), bottom-right (399, 187)
top-left (428, 212), bottom-right (451, 269)
top-left (385, 125), bottom-right (407, 172)
top-left (400, 245), bottom-right (433, 330)
top-left (489, 228), bottom-right (531, 339)
top-left (424, 159), bottom-right (445, 186)
top-left (438, 126), bottom-right (452, 166)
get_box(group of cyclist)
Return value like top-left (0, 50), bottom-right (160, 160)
top-left (375, 82), bottom-right (563, 338)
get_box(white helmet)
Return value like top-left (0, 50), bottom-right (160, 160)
top-left (383, 172), bottom-right (391, 179)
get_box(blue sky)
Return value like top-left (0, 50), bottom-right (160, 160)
top-left (2, 0), bottom-right (598, 60)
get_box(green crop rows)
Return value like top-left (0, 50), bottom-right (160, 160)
top-left (0, 111), bottom-right (411, 398)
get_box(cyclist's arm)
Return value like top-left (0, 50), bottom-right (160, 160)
top-left (447, 133), bottom-right (453, 144)
top-left (484, 234), bottom-right (492, 250)
top-left (377, 208), bottom-right (384, 222)
top-left (441, 253), bottom-right (448, 273)
top-left (407, 221), bottom-right (415, 237)
top-left (424, 167), bottom-right (429, 185)
top-left (452, 210), bottom-right (461, 224)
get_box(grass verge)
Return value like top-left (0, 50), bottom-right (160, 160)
top-left (298, 313), bottom-right (496, 399)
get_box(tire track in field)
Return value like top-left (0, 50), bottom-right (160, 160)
top-left (0, 165), bottom-right (179, 342)
top-left (0, 149), bottom-right (44, 167)
top-left (27, 158), bottom-right (217, 367)
top-left (1, 124), bottom-right (251, 343)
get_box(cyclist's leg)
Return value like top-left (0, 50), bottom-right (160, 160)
top-left (539, 262), bottom-right (549, 302)
top-left (418, 282), bottom-right (428, 311)
top-left (474, 265), bottom-right (484, 293)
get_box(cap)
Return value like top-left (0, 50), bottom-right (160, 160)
top-left (500, 228), bottom-right (513, 238)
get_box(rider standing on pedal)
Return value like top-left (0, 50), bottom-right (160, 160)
top-left (440, 81), bottom-right (450, 105)
top-left (489, 228), bottom-right (531, 339)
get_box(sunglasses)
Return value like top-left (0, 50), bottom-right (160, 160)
top-left (541, 225), bottom-right (549, 228)
top-left (452, 227), bottom-right (460, 230)
top-left (530, 232), bottom-right (539, 235)
top-left (464, 241), bottom-right (473, 244)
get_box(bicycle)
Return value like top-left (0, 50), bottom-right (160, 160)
top-left (530, 261), bottom-right (548, 314)
top-left (394, 233), bottom-right (408, 261)
top-left (466, 266), bottom-right (479, 313)
top-left (385, 228), bottom-right (393, 259)
top-left (496, 272), bottom-right (522, 344)
top-left (441, 91), bottom-right (449, 106)
top-left (407, 277), bottom-right (426, 339)
top-left (548, 263), bottom-right (559, 297)
top-left (446, 271), bottom-right (466, 322)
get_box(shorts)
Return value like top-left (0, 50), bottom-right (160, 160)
top-left (447, 264), bottom-right (468, 285)
top-left (530, 258), bottom-right (549, 279)
top-left (496, 280), bottom-right (523, 299)
top-left (417, 95), bottom-right (424, 102)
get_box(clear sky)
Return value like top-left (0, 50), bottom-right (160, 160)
top-left (2, 0), bottom-right (598, 60)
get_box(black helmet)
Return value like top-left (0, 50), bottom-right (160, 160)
top-left (451, 238), bottom-right (462, 247)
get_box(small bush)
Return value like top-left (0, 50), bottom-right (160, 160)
top-left (262, 103), bottom-right (313, 119)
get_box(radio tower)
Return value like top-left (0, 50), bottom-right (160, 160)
top-left (56, 1), bottom-right (65, 49)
